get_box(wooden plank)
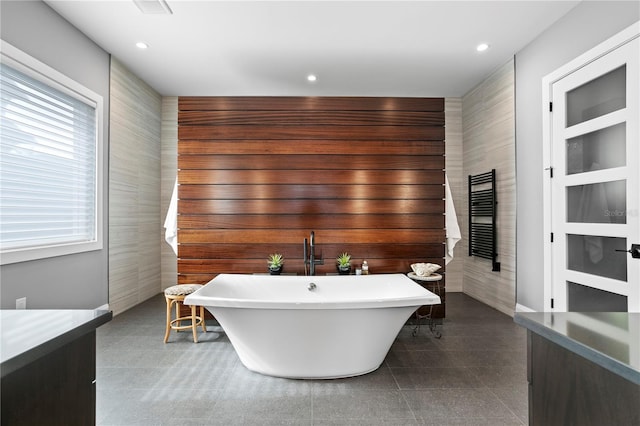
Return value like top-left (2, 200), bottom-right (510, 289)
top-left (178, 260), bottom-right (262, 274)
top-left (178, 243), bottom-right (445, 260)
top-left (178, 273), bottom-right (219, 284)
top-left (178, 264), bottom-right (448, 277)
top-left (179, 110), bottom-right (444, 126)
top-left (178, 125), bottom-right (444, 141)
top-left (178, 169), bottom-right (444, 185)
top-left (177, 258), bottom-right (445, 275)
top-left (179, 214), bottom-right (444, 230)
top-left (178, 199), bottom-right (444, 215)
top-left (178, 154), bottom-right (445, 170)
top-left (179, 97), bottom-right (444, 112)
top-left (178, 185), bottom-right (445, 200)
top-left (178, 229), bottom-right (445, 244)
top-left (178, 140), bottom-right (445, 155)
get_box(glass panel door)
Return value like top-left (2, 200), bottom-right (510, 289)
top-left (550, 37), bottom-right (639, 312)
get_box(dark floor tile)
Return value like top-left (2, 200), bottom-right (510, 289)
top-left (96, 292), bottom-right (529, 425)
top-left (223, 364), bottom-right (314, 397)
top-left (97, 367), bottom-right (166, 389)
top-left (389, 328), bottom-right (444, 352)
top-left (419, 418), bottom-right (524, 426)
top-left (402, 388), bottom-right (521, 422)
top-left (313, 389), bottom-right (415, 422)
top-left (211, 388), bottom-right (312, 423)
top-left (177, 419), bottom-right (311, 426)
top-left (446, 350), bottom-right (526, 368)
top-left (97, 387), bottom-right (184, 425)
top-left (490, 385), bottom-right (529, 425)
top-left (436, 321), bottom-right (525, 338)
top-left (391, 367), bottom-right (484, 389)
top-left (97, 348), bottom-right (177, 368)
top-left (385, 348), bottom-right (458, 368)
top-left (310, 365), bottom-right (400, 391)
top-left (314, 419), bottom-right (419, 425)
top-left (467, 364), bottom-right (528, 388)
top-left (151, 365), bottom-right (236, 390)
top-left (433, 335), bottom-right (525, 352)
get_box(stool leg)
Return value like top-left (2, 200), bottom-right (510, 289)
top-left (164, 297), bottom-right (172, 343)
top-left (191, 303), bottom-right (198, 343)
top-left (175, 299), bottom-right (181, 331)
top-left (199, 306), bottom-right (207, 332)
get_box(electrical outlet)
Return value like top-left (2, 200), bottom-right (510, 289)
top-left (16, 297), bottom-right (26, 309)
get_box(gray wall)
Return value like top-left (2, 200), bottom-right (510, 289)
top-left (444, 99), bottom-right (464, 292)
top-left (515, 1), bottom-right (639, 311)
top-left (161, 98), bottom-right (178, 293)
top-left (0, 0), bottom-right (110, 309)
top-left (463, 59), bottom-right (516, 316)
top-left (109, 59), bottom-right (162, 315)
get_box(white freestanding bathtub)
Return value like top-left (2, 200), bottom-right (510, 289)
top-left (184, 273), bottom-right (440, 379)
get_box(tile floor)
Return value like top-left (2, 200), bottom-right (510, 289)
top-left (96, 292), bottom-right (528, 425)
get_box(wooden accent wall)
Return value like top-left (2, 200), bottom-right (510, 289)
top-left (177, 97), bottom-right (445, 283)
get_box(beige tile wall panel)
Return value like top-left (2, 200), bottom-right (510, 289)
top-left (109, 58), bottom-right (162, 315)
top-left (161, 97), bottom-right (178, 290)
top-left (445, 98), bottom-right (464, 292)
top-left (462, 59), bottom-right (516, 316)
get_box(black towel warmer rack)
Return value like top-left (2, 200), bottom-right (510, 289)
top-left (468, 169), bottom-right (501, 271)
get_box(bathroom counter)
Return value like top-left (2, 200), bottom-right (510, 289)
top-left (515, 312), bottom-right (639, 425)
top-left (1, 309), bottom-right (112, 425)
top-left (1, 309), bottom-right (112, 376)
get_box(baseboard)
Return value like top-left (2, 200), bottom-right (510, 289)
top-left (95, 303), bottom-right (110, 311)
top-left (515, 303), bottom-right (536, 313)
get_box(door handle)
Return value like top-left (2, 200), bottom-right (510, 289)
top-left (615, 244), bottom-right (640, 259)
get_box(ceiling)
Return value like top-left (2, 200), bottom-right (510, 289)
top-left (45, 1), bottom-right (581, 97)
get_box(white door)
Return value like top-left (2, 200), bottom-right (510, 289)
top-left (547, 33), bottom-right (639, 312)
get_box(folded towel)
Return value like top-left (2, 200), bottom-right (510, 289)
top-left (445, 175), bottom-right (461, 265)
top-left (164, 178), bottom-right (178, 255)
top-left (411, 263), bottom-right (441, 277)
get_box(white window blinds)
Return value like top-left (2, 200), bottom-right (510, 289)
top-left (0, 43), bottom-right (102, 264)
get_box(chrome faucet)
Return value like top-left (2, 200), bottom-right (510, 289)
top-left (303, 231), bottom-right (324, 275)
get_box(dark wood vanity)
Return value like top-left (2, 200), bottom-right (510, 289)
top-left (515, 312), bottom-right (639, 426)
top-left (1, 309), bottom-right (112, 426)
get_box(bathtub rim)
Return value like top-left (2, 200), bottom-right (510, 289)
top-left (183, 273), bottom-right (441, 310)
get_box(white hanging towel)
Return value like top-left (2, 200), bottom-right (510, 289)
top-left (445, 175), bottom-right (462, 264)
top-left (164, 178), bottom-right (178, 255)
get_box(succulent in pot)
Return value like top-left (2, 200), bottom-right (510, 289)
top-left (268, 253), bottom-right (284, 275)
top-left (336, 252), bottom-right (351, 275)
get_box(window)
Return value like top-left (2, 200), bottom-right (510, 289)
top-left (0, 41), bottom-right (103, 264)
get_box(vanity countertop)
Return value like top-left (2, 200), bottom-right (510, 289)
top-left (515, 312), bottom-right (639, 385)
top-left (1, 309), bottom-right (112, 377)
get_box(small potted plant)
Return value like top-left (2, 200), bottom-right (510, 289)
top-left (268, 253), bottom-right (284, 275)
top-left (336, 252), bottom-right (351, 275)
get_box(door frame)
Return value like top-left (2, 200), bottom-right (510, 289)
top-left (542, 21), bottom-right (640, 312)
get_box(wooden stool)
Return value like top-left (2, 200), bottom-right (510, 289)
top-left (163, 284), bottom-right (207, 343)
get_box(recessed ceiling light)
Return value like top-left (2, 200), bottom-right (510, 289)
top-left (307, 74), bottom-right (317, 82)
top-left (476, 43), bottom-right (490, 52)
top-left (133, 0), bottom-right (173, 15)
top-left (136, 42), bottom-right (149, 49)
